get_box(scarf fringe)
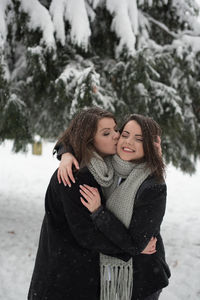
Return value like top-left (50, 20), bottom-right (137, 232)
top-left (100, 263), bottom-right (133, 300)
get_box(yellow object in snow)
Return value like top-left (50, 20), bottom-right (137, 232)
top-left (32, 142), bottom-right (42, 155)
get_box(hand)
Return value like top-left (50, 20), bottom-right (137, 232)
top-left (141, 237), bottom-right (157, 255)
top-left (57, 153), bottom-right (79, 186)
top-left (79, 184), bottom-right (101, 213)
top-left (154, 136), bottom-right (162, 156)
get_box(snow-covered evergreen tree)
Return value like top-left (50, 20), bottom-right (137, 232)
top-left (0, 0), bottom-right (200, 173)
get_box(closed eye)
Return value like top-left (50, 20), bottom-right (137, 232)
top-left (135, 138), bottom-right (143, 142)
top-left (121, 134), bottom-right (129, 138)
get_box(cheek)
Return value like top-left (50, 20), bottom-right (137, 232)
top-left (94, 138), bottom-right (102, 152)
top-left (116, 140), bottom-right (122, 152)
top-left (95, 137), bottom-right (110, 151)
top-left (103, 139), bottom-right (113, 149)
top-left (139, 144), bottom-right (144, 155)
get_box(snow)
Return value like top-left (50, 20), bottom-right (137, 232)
top-left (88, 0), bottom-right (104, 9)
top-left (10, 44), bottom-right (27, 81)
top-left (50, 0), bottom-right (66, 46)
top-left (85, 1), bottom-right (96, 22)
top-left (1, 0), bottom-right (200, 61)
top-left (173, 35), bottom-right (200, 55)
top-left (50, 0), bottom-right (91, 49)
top-left (0, 140), bottom-right (200, 299)
top-left (19, 0), bottom-right (55, 49)
top-left (106, 0), bottom-right (138, 56)
top-left (0, 0), bottom-right (11, 49)
top-left (65, 0), bottom-right (91, 49)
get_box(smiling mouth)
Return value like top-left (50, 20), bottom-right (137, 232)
top-left (122, 147), bottom-right (135, 153)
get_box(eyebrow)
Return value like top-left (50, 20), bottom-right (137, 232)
top-left (100, 126), bottom-right (117, 132)
top-left (100, 128), bottom-right (111, 132)
top-left (122, 130), bottom-right (143, 137)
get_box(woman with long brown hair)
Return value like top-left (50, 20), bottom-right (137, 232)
top-left (56, 113), bottom-right (170, 300)
top-left (28, 108), bottom-right (157, 300)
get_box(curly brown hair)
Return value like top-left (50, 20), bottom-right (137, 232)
top-left (55, 107), bottom-right (116, 167)
top-left (120, 114), bottom-right (165, 181)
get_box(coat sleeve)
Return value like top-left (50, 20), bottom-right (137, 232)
top-left (53, 143), bottom-right (74, 161)
top-left (91, 182), bottom-right (167, 256)
top-left (56, 175), bottom-right (131, 261)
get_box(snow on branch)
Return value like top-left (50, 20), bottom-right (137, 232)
top-left (50, 0), bottom-right (91, 49)
top-left (173, 35), bottom-right (200, 56)
top-left (144, 11), bottom-right (200, 42)
top-left (138, 0), bottom-right (168, 7)
top-left (65, 0), bottom-right (91, 49)
top-left (106, 0), bottom-right (138, 56)
top-left (50, 0), bottom-right (66, 46)
top-left (86, 0), bottom-right (104, 9)
top-left (84, 1), bottom-right (96, 22)
top-left (150, 79), bottom-right (183, 116)
top-left (172, 0), bottom-right (200, 33)
top-left (20, 0), bottom-right (55, 49)
top-left (144, 13), bottom-right (178, 39)
top-left (0, 0), bottom-right (11, 49)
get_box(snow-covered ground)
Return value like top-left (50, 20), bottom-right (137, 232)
top-left (0, 140), bottom-right (200, 300)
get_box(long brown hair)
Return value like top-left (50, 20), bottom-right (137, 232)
top-left (120, 114), bottom-right (165, 181)
top-left (55, 107), bottom-right (115, 167)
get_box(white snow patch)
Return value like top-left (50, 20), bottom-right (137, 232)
top-left (50, 0), bottom-right (66, 46)
top-left (20, 0), bottom-right (55, 49)
top-left (106, 0), bottom-right (138, 56)
top-left (65, 0), bottom-right (91, 49)
top-left (173, 35), bottom-right (200, 54)
top-left (0, 0), bottom-right (11, 49)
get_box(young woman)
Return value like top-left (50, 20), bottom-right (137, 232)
top-left (55, 113), bottom-right (171, 300)
top-left (28, 108), bottom-right (157, 300)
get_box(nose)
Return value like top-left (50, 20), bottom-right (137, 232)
top-left (113, 131), bottom-right (120, 140)
top-left (126, 136), bottom-right (134, 145)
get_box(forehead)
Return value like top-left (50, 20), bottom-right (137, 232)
top-left (123, 120), bottom-right (142, 133)
top-left (97, 118), bottom-right (116, 130)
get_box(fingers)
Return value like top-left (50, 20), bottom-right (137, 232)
top-left (79, 185), bottom-right (101, 213)
top-left (157, 136), bottom-right (161, 144)
top-left (58, 153), bottom-right (78, 186)
top-left (154, 136), bottom-right (162, 156)
top-left (142, 249), bottom-right (157, 255)
top-left (79, 186), bottom-right (94, 202)
top-left (73, 158), bottom-right (80, 170)
top-left (80, 197), bottom-right (89, 209)
top-left (68, 167), bottom-right (75, 184)
top-left (80, 185), bottom-right (98, 196)
top-left (141, 248), bottom-right (157, 255)
top-left (57, 168), bottom-right (61, 184)
top-left (62, 158), bottom-right (80, 184)
top-left (151, 237), bottom-right (157, 247)
top-left (61, 168), bottom-right (71, 187)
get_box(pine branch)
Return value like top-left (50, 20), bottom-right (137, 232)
top-left (143, 12), bottom-right (178, 38)
top-left (144, 12), bottom-right (200, 39)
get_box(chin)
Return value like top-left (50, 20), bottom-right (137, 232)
top-left (120, 155), bottom-right (132, 161)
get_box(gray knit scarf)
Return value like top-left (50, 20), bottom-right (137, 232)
top-left (88, 154), bottom-right (151, 300)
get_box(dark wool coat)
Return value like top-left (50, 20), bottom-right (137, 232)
top-left (28, 168), bottom-right (131, 300)
top-left (28, 167), bottom-right (170, 300)
top-left (92, 175), bottom-right (171, 299)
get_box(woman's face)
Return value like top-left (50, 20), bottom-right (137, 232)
top-left (117, 120), bottom-right (144, 161)
top-left (94, 118), bottom-right (119, 156)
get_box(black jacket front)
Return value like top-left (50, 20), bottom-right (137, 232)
top-left (28, 167), bottom-right (170, 300)
top-left (92, 175), bottom-right (171, 299)
top-left (28, 168), bottom-right (132, 300)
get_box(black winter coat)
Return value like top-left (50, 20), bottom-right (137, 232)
top-left (92, 175), bottom-right (171, 299)
top-left (28, 167), bottom-right (170, 300)
top-left (28, 168), bottom-right (131, 300)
